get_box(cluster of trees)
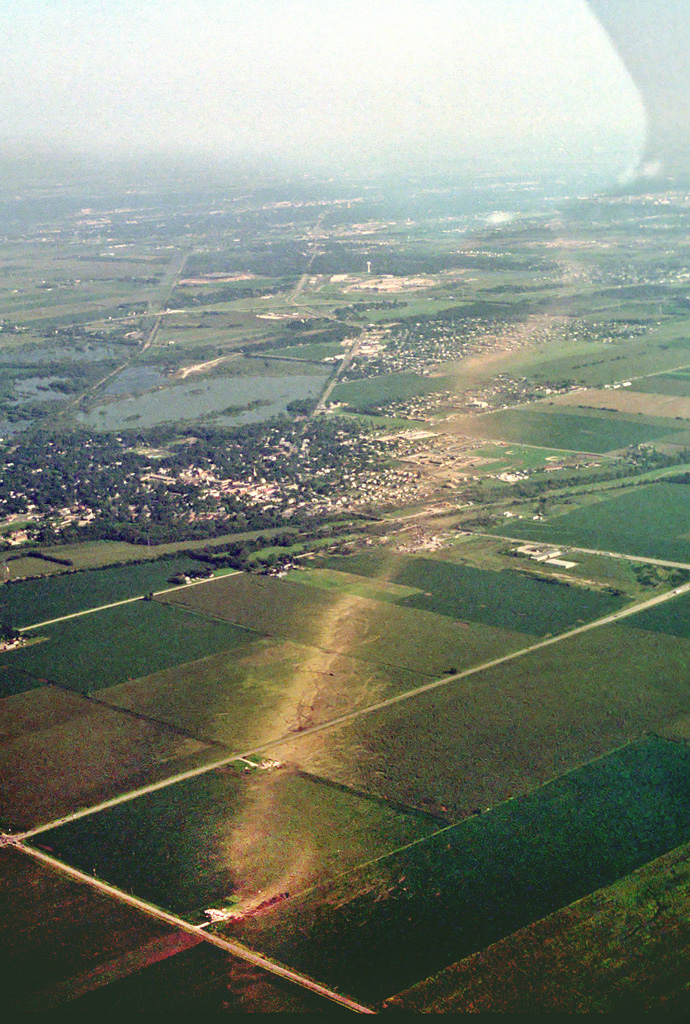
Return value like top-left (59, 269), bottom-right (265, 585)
top-left (0, 416), bottom-right (383, 547)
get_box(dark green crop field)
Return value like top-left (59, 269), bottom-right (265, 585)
top-left (2, 556), bottom-right (204, 629)
top-left (224, 737), bottom-right (690, 1005)
top-left (161, 572), bottom-right (532, 677)
top-left (0, 601), bottom-right (252, 697)
top-left (322, 553), bottom-right (624, 635)
top-left (40, 765), bottom-right (437, 919)
top-left (493, 482), bottom-right (690, 564)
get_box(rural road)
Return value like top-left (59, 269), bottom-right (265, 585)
top-left (486, 531), bottom-right (690, 571)
top-left (19, 571), bottom-right (240, 633)
top-left (12, 842), bottom-right (375, 1015)
top-left (7, 566), bottom-right (690, 1011)
top-left (15, 573), bottom-right (690, 844)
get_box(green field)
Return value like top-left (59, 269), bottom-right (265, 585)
top-left (0, 601), bottom-right (252, 697)
top-left (456, 406), bottom-right (681, 452)
top-left (0, 847), bottom-right (192, 1012)
top-left (331, 372), bottom-right (454, 410)
top-left (222, 737), bottom-right (690, 1005)
top-left (319, 553), bottom-right (625, 636)
top-left (46, 941), bottom-right (337, 1015)
top-left (272, 622), bottom-right (690, 821)
top-left (493, 482), bottom-right (690, 564)
top-left (388, 836), bottom-right (690, 1012)
top-left (0, 686), bottom-right (214, 831)
top-left (160, 573), bottom-right (534, 677)
top-left (2, 557), bottom-right (206, 629)
top-left (40, 764), bottom-right (438, 920)
top-left (100, 635), bottom-right (428, 750)
top-left (634, 370), bottom-right (690, 398)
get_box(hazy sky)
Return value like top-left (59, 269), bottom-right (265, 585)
top-left (1, 0), bottom-right (644, 174)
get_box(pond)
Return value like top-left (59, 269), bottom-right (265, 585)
top-left (76, 371), bottom-right (329, 430)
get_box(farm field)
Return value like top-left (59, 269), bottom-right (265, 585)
top-left (0, 601), bottom-right (252, 697)
top-left (99, 635), bottom-right (428, 750)
top-left (386, 834), bottom-right (690, 1013)
top-left (53, 940), bottom-right (341, 1015)
top-left (507, 326), bottom-right (690, 388)
top-left (159, 572), bottom-right (534, 677)
top-left (546, 386), bottom-right (690, 419)
top-left (220, 737), bottom-right (690, 1006)
top-left (634, 369), bottom-right (690, 398)
top-left (3, 556), bottom-right (206, 628)
top-left (0, 685), bottom-right (214, 831)
top-left (445, 406), bottom-right (683, 452)
top-left (0, 847), bottom-right (192, 1013)
top-left (331, 371), bottom-right (455, 410)
top-left (493, 482), bottom-right (690, 564)
top-left (317, 552), bottom-right (625, 635)
top-left (268, 622), bottom-right (690, 820)
top-left (40, 764), bottom-right (439, 920)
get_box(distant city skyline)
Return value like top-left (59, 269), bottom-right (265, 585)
top-left (2, 0), bottom-right (644, 179)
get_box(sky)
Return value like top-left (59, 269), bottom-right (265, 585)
top-left (1, 0), bottom-right (645, 177)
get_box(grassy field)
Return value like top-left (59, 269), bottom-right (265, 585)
top-left (331, 372), bottom-right (455, 410)
top-left (160, 572), bottom-right (534, 677)
top-left (222, 737), bottom-right (690, 1005)
top-left (99, 635), bottom-right (429, 750)
top-left (447, 406), bottom-right (682, 452)
top-left (0, 601), bottom-right (253, 697)
top-left (507, 323), bottom-right (690, 388)
top-left (493, 482), bottom-right (690, 564)
top-left (2, 557), bottom-right (206, 628)
top-left (0, 847), bottom-right (193, 1012)
top-left (387, 835), bottom-right (690, 1012)
top-left (318, 553), bottom-right (625, 636)
top-left (41, 764), bottom-right (438, 920)
top-left (0, 685), bottom-right (215, 831)
top-left (634, 369), bottom-right (690, 398)
top-left (271, 621), bottom-right (690, 821)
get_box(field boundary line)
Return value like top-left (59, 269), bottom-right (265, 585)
top-left (11, 579), bottom-right (690, 843)
top-left (10, 842), bottom-right (374, 1015)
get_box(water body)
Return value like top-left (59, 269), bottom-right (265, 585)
top-left (13, 376), bottom-right (70, 402)
top-left (76, 371), bottom-right (329, 430)
top-left (103, 365), bottom-right (167, 396)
